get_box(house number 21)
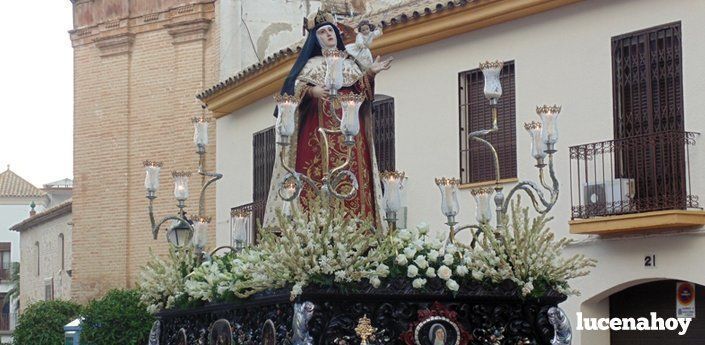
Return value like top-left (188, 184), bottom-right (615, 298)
top-left (644, 254), bottom-right (656, 268)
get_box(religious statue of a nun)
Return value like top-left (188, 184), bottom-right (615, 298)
top-left (263, 10), bottom-right (393, 228)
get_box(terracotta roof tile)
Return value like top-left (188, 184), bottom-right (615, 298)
top-left (0, 167), bottom-right (44, 198)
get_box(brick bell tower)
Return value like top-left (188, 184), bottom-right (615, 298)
top-left (69, 0), bottom-right (218, 303)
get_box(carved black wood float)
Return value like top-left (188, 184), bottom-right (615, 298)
top-left (155, 279), bottom-right (565, 345)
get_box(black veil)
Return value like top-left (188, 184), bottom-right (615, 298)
top-left (277, 22), bottom-right (346, 107)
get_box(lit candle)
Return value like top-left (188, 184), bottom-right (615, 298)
top-left (274, 94), bottom-right (300, 145)
top-left (323, 49), bottom-right (346, 95)
top-left (537, 104), bottom-right (561, 146)
top-left (339, 93), bottom-right (365, 145)
top-left (435, 177), bottom-right (460, 218)
top-left (471, 187), bottom-right (494, 224)
top-left (172, 171), bottom-right (191, 201)
top-left (480, 60), bottom-right (504, 104)
top-left (192, 116), bottom-right (209, 146)
top-left (381, 171), bottom-right (405, 213)
top-left (192, 216), bottom-right (210, 250)
top-left (143, 161), bottom-right (162, 192)
top-left (524, 121), bottom-right (547, 164)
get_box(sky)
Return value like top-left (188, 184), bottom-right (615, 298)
top-left (0, 1), bottom-right (74, 187)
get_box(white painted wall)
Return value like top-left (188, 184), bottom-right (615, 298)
top-left (216, 1), bottom-right (705, 343)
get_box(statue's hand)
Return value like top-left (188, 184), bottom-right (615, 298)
top-left (369, 56), bottom-right (393, 75)
top-left (309, 85), bottom-right (330, 99)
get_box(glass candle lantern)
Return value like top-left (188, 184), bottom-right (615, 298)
top-left (192, 216), bottom-right (210, 249)
top-left (435, 177), bottom-right (460, 218)
top-left (480, 60), bottom-right (504, 104)
top-left (524, 121), bottom-right (547, 165)
top-left (172, 171), bottom-right (191, 201)
top-left (274, 94), bottom-right (299, 145)
top-left (323, 49), bottom-right (346, 95)
top-left (143, 160), bottom-right (162, 193)
top-left (166, 219), bottom-right (193, 247)
top-left (381, 171), bottom-right (405, 213)
top-left (192, 116), bottom-right (209, 147)
top-left (537, 104), bottom-right (562, 147)
top-left (471, 187), bottom-right (494, 224)
top-left (339, 93), bottom-right (365, 145)
top-left (231, 209), bottom-right (251, 250)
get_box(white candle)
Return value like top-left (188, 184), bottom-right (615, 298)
top-left (323, 49), bottom-right (346, 93)
top-left (193, 217), bottom-right (209, 249)
top-left (382, 171), bottom-right (405, 213)
top-left (480, 60), bottom-right (504, 102)
top-left (524, 122), bottom-right (547, 161)
top-left (339, 93), bottom-right (364, 140)
top-left (232, 210), bottom-right (251, 249)
top-left (274, 94), bottom-right (299, 144)
top-left (143, 161), bottom-right (162, 192)
top-left (435, 178), bottom-right (460, 217)
top-left (537, 105), bottom-right (562, 145)
top-left (192, 117), bottom-right (209, 146)
top-left (471, 188), bottom-right (494, 224)
top-left (172, 171), bottom-right (191, 201)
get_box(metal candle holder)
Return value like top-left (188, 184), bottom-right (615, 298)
top-left (144, 114), bottom-right (223, 249)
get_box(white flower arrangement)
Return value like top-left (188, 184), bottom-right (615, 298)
top-left (139, 197), bottom-right (595, 312)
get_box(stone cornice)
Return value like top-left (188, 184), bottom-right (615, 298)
top-left (94, 31), bottom-right (135, 57)
top-left (166, 18), bottom-right (212, 45)
top-left (69, 1), bottom-right (215, 48)
top-left (203, 0), bottom-right (583, 117)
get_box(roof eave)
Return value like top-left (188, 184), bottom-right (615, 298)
top-left (200, 0), bottom-right (582, 116)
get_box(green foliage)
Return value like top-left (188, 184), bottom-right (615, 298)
top-left (81, 289), bottom-right (155, 345)
top-left (13, 300), bottom-right (82, 345)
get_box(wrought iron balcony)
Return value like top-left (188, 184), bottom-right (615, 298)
top-left (569, 131), bottom-right (699, 220)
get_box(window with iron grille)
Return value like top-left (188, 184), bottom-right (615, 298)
top-left (611, 22), bottom-right (686, 211)
top-left (372, 95), bottom-right (395, 172)
top-left (459, 61), bottom-right (516, 184)
top-left (252, 126), bottom-right (276, 227)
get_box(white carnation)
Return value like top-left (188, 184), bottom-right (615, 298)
top-left (395, 254), bottom-right (408, 266)
top-left (414, 255), bottom-right (429, 269)
top-left (425, 267), bottom-right (436, 278)
top-left (443, 253), bottom-right (455, 266)
top-left (407, 265), bottom-right (419, 278)
top-left (370, 276), bottom-right (381, 288)
top-left (404, 247), bottom-right (417, 259)
top-left (412, 278), bottom-right (427, 289)
top-left (427, 250), bottom-right (440, 262)
top-left (456, 265), bottom-right (469, 277)
top-left (398, 229), bottom-right (412, 241)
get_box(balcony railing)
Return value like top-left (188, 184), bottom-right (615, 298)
top-left (230, 200), bottom-right (266, 245)
top-left (570, 131), bottom-right (700, 220)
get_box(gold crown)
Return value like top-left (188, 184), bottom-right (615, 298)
top-left (305, 10), bottom-right (337, 31)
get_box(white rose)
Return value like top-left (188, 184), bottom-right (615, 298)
top-left (416, 222), bottom-right (430, 235)
top-left (425, 267), bottom-right (436, 278)
top-left (407, 265), bottom-right (419, 278)
top-left (412, 278), bottom-right (427, 289)
top-left (456, 265), bottom-right (469, 277)
top-left (427, 250), bottom-right (440, 262)
top-left (437, 265), bottom-right (452, 280)
top-left (443, 254), bottom-right (455, 266)
top-left (472, 270), bottom-right (484, 281)
top-left (446, 244), bottom-right (458, 254)
top-left (413, 239), bottom-right (425, 250)
top-left (414, 255), bottom-right (429, 269)
top-left (370, 277), bottom-right (381, 288)
top-left (404, 247), bottom-right (417, 259)
top-left (398, 229), bottom-right (412, 241)
top-left (396, 254), bottom-right (408, 266)
top-left (522, 281), bottom-right (535, 296)
top-left (446, 278), bottom-right (460, 291)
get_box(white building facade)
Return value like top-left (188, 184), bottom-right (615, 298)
top-left (205, 0), bottom-right (705, 343)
